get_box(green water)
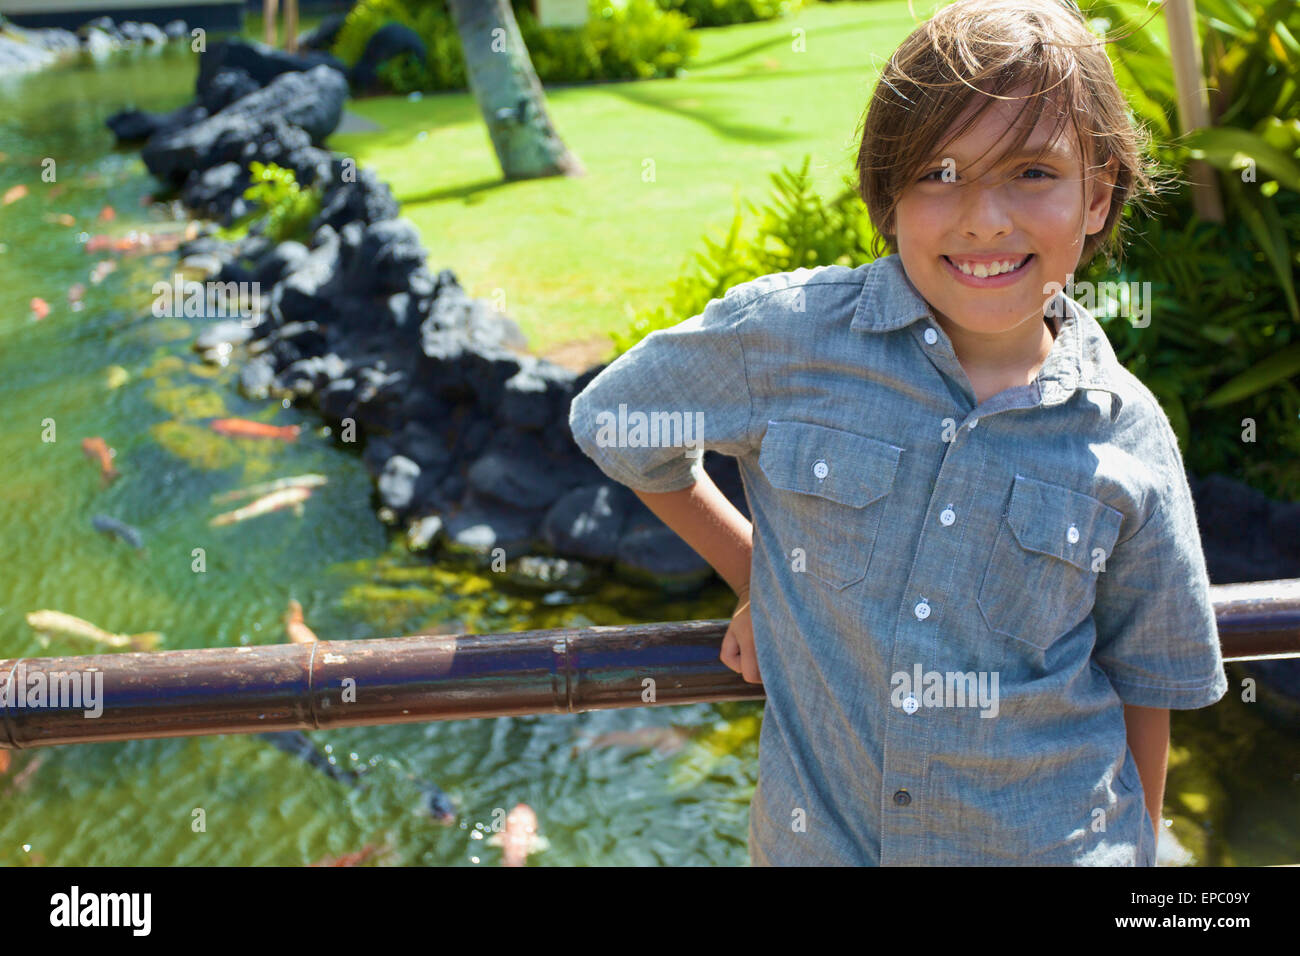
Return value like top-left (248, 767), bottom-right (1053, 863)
top-left (0, 45), bottom-right (1294, 866)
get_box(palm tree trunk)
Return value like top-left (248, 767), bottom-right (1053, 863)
top-left (446, 0), bottom-right (586, 181)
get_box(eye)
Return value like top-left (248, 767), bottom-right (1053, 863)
top-left (1021, 167), bottom-right (1055, 180)
top-left (919, 169), bottom-right (950, 182)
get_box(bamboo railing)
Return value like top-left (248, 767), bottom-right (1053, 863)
top-left (2, 578), bottom-right (1298, 751)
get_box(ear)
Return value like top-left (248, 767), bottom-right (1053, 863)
top-left (1085, 155), bottom-right (1119, 236)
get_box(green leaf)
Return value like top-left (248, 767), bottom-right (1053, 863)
top-left (1222, 177), bottom-right (1299, 321)
top-left (1203, 343), bottom-right (1300, 406)
top-left (1184, 127), bottom-right (1300, 193)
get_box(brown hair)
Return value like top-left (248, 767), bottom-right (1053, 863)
top-left (855, 0), bottom-right (1172, 268)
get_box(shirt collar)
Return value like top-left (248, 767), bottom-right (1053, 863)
top-left (850, 253), bottom-right (1125, 414)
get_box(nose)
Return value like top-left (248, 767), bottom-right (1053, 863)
top-left (955, 179), bottom-right (1014, 242)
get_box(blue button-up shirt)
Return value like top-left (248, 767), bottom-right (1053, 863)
top-left (568, 253), bottom-right (1228, 866)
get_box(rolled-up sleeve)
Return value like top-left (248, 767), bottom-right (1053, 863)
top-left (1090, 427), bottom-right (1229, 709)
top-left (567, 291), bottom-right (756, 494)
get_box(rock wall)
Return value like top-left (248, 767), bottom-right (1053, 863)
top-left (108, 37), bottom-right (749, 593)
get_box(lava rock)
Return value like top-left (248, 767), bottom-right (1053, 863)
top-left (82, 29), bottom-right (118, 59)
top-left (424, 280), bottom-right (527, 351)
top-left (319, 377), bottom-right (358, 419)
top-left (140, 22), bottom-right (167, 45)
top-left (394, 421), bottom-right (452, 473)
top-left (180, 161), bottom-right (245, 215)
top-left (194, 320), bottom-right (253, 351)
top-left (268, 232), bottom-right (342, 326)
top-left (298, 14), bottom-right (347, 53)
top-left (1190, 472), bottom-right (1300, 584)
top-left (238, 354), bottom-right (276, 400)
top-left (78, 17), bottom-right (121, 41)
top-left (406, 513), bottom-right (444, 552)
top-left (195, 38), bottom-right (345, 102)
top-left (615, 521), bottom-right (713, 592)
top-left (442, 496), bottom-right (543, 557)
top-left (542, 483), bottom-right (633, 561)
top-left (466, 445), bottom-right (570, 511)
top-left (199, 66), bottom-right (260, 114)
top-left (344, 218), bottom-right (427, 294)
top-left (499, 356), bottom-right (574, 431)
top-left (311, 167), bottom-right (400, 231)
top-left (378, 455), bottom-right (421, 511)
top-left (143, 65), bottom-right (348, 183)
top-left (253, 240), bottom-right (310, 285)
top-left (504, 555), bottom-right (590, 592)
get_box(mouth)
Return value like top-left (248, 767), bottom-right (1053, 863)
top-left (941, 253), bottom-right (1034, 286)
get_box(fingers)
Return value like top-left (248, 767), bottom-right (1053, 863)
top-left (720, 627), bottom-right (741, 674)
top-left (721, 621), bottom-right (762, 685)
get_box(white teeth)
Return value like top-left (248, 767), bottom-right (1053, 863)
top-left (950, 256), bottom-right (1028, 277)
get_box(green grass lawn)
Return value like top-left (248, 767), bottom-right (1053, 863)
top-left (327, 1), bottom-right (927, 364)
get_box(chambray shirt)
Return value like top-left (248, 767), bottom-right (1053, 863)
top-left (568, 253), bottom-right (1229, 866)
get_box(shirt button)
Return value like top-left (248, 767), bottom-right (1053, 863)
top-left (940, 506), bottom-right (955, 526)
top-left (967, 418), bottom-right (978, 429)
top-left (923, 327), bottom-right (938, 345)
top-left (902, 694), bottom-right (919, 714)
top-left (1067, 523), bottom-right (1080, 544)
top-left (893, 789), bottom-right (911, 806)
top-left (914, 600), bottom-right (930, 620)
top-left (812, 459), bottom-right (829, 480)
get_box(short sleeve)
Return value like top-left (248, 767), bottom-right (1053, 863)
top-left (1090, 430), bottom-right (1229, 709)
top-left (567, 292), bottom-right (756, 494)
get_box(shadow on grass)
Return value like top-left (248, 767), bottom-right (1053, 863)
top-left (397, 176), bottom-right (517, 207)
top-left (686, 13), bottom-right (904, 71)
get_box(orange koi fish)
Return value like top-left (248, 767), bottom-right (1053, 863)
top-left (209, 418), bottom-right (301, 441)
top-left (29, 297), bottom-right (49, 320)
top-left (284, 599), bottom-right (319, 645)
top-left (81, 436), bottom-right (120, 485)
top-left (2, 184), bottom-right (27, 205)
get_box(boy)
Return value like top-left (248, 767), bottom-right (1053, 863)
top-left (568, 0), bottom-right (1228, 865)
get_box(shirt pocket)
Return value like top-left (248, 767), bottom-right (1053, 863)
top-left (977, 474), bottom-right (1124, 650)
top-left (757, 420), bottom-right (902, 590)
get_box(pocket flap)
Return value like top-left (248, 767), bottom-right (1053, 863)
top-left (1005, 474), bottom-right (1124, 571)
top-left (758, 420), bottom-right (902, 508)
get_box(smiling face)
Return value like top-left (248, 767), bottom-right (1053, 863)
top-left (892, 86), bottom-right (1116, 363)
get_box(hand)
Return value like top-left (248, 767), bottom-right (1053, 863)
top-left (720, 584), bottom-right (762, 684)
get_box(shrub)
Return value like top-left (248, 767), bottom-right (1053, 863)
top-left (656, 0), bottom-right (808, 29)
top-left (333, 0), bottom-right (697, 94)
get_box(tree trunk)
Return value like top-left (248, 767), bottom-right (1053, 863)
top-left (446, 0), bottom-right (586, 181)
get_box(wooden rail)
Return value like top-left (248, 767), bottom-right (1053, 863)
top-left (2, 579), bottom-right (1298, 751)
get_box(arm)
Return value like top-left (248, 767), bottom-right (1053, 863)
top-left (632, 476), bottom-right (760, 682)
top-left (1122, 703), bottom-right (1169, 847)
top-left (633, 478), bottom-right (762, 684)
top-left (631, 477), bottom-right (753, 597)
top-left (566, 288), bottom-right (761, 678)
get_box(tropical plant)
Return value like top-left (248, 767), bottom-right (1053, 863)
top-left (240, 161), bottom-right (320, 243)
